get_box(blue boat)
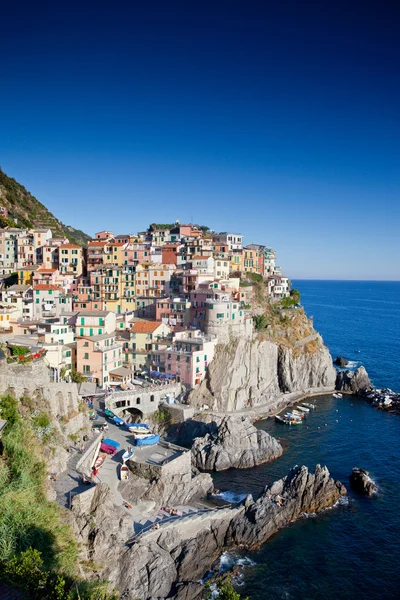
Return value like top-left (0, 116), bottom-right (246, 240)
top-left (112, 415), bottom-right (125, 426)
top-left (103, 438), bottom-right (121, 449)
top-left (134, 434), bottom-right (160, 447)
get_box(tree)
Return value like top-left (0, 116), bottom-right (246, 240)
top-left (290, 288), bottom-right (301, 304)
top-left (70, 371), bottom-right (86, 383)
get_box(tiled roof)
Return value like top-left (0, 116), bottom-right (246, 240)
top-left (59, 244), bottom-right (81, 249)
top-left (192, 255), bottom-right (209, 260)
top-left (33, 284), bottom-right (63, 291)
top-left (131, 320), bottom-right (166, 333)
top-left (88, 240), bottom-right (106, 247)
top-left (36, 268), bottom-right (56, 273)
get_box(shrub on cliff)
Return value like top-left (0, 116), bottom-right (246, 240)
top-left (254, 314), bottom-right (269, 330)
top-left (205, 577), bottom-right (249, 600)
top-left (0, 548), bottom-right (118, 599)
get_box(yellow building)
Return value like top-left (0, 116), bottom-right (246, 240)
top-left (92, 265), bottom-right (136, 314)
top-left (102, 241), bottom-right (126, 266)
top-left (18, 265), bottom-right (40, 285)
top-left (59, 244), bottom-right (85, 276)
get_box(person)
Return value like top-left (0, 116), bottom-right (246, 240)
top-left (123, 501), bottom-right (132, 509)
top-left (81, 444), bottom-right (86, 453)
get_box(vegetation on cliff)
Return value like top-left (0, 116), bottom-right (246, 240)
top-left (0, 168), bottom-right (91, 246)
top-left (0, 394), bottom-right (116, 599)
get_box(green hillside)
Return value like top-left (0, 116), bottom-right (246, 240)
top-left (0, 168), bottom-right (91, 247)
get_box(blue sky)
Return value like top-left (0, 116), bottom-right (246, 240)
top-left (1, 1), bottom-right (399, 279)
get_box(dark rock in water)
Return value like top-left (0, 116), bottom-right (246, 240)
top-left (336, 366), bottom-right (371, 393)
top-left (184, 415), bottom-right (283, 471)
top-left (334, 356), bottom-right (349, 367)
top-left (349, 468), bottom-right (377, 496)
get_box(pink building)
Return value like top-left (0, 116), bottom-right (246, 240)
top-left (153, 330), bottom-right (217, 388)
top-left (155, 297), bottom-right (192, 329)
top-left (76, 332), bottom-right (123, 386)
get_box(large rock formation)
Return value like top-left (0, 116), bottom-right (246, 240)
top-left (336, 366), bottom-right (371, 394)
top-left (71, 465), bottom-right (346, 600)
top-left (189, 415), bottom-right (283, 471)
top-left (349, 468), bottom-right (377, 496)
top-left (120, 448), bottom-right (213, 507)
top-left (189, 335), bottom-right (336, 412)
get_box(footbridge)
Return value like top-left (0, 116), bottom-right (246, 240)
top-left (105, 382), bottom-right (183, 416)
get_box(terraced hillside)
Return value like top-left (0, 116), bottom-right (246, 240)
top-left (0, 168), bottom-right (90, 246)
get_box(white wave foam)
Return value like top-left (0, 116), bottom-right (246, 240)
top-left (333, 495), bottom-right (350, 507)
top-left (344, 360), bottom-right (361, 369)
top-left (214, 491), bottom-right (247, 503)
top-left (219, 551), bottom-right (256, 573)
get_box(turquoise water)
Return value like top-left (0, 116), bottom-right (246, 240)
top-left (212, 281), bottom-right (400, 599)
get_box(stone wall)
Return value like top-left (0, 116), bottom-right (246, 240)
top-left (107, 383), bottom-right (182, 416)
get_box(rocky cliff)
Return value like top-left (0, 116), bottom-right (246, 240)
top-left (182, 414), bottom-right (283, 471)
top-left (71, 465), bottom-right (346, 600)
top-left (189, 333), bottom-right (336, 412)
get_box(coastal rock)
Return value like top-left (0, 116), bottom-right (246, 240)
top-left (190, 415), bottom-right (283, 471)
top-left (336, 366), bottom-right (371, 393)
top-left (333, 356), bottom-right (349, 367)
top-left (71, 465), bottom-right (346, 600)
top-left (228, 464), bottom-right (346, 547)
top-left (349, 468), bottom-right (377, 496)
top-left (189, 335), bottom-right (336, 413)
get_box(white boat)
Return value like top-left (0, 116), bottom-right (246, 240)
top-left (128, 425), bottom-right (150, 433)
top-left (122, 449), bottom-right (134, 463)
top-left (296, 405), bottom-right (310, 413)
top-left (302, 403), bottom-right (316, 409)
top-left (133, 432), bottom-right (154, 439)
top-left (120, 464), bottom-right (130, 481)
top-left (291, 409), bottom-right (305, 418)
top-left (333, 393), bottom-right (343, 399)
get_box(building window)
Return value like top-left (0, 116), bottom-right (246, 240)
top-left (150, 395), bottom-right (154, 402)
top-left (84, 353), bottom-right (89, 359)
top-left (136, 398), bottom-right (141, 405)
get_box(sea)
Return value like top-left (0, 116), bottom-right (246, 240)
top-left (212, 280), bottom-right (400, 600)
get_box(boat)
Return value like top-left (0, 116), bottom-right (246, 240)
top-left (284, 413), bottom-right (303, 422)
top-left (94, 454), bottom-right (106, 469)
top-left (100, 442), bottom-right (117, 455)
top-left (122, 449), bottom-right (134, 463)
top-left (89, 413), bottom-right (98, 421)
top-left (112, 415), bottom-right (125, 426)
top-left (302, 403), bottom-right (316, 409)
top-left (291, 410), bottom-right (305, 418)
top-left (126, 423), bottom-right (150, 433)
top-left (103, 438), bottom-right (121, 449)
top-left (333, 393), bottom-right (343, 399)
top-left (120, 464), bottom-right (130, 481)
top-left (275, 415), bottom-right (286, 423)
top-left (134, 433), bottom-right (160, 446)
top-left (133, 432), bottom-right (154, 439)
top-left (296, 405), bottom-right (310, 413)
